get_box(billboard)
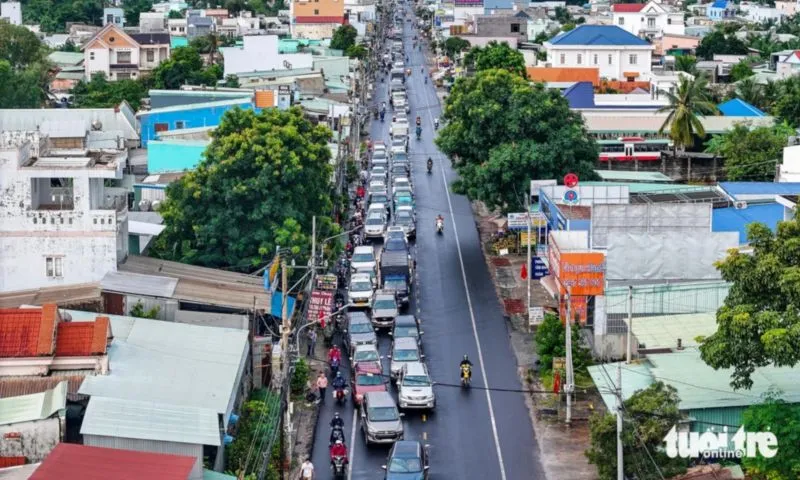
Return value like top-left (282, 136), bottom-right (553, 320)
top-left (548, 234), bottom-right (605, 296)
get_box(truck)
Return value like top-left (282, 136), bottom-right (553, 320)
top-left (379, 250), bottom-right (413, 309)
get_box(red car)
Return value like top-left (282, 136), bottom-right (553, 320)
top-left (352, 361), bottom-right (385, 406)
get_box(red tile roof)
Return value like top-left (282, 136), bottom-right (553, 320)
top-left (294, 16), bottom-right (345, 24)
top-left (55, 316), bottom-right (108, 357)
top-left (0, 305), bottom-right (57, 357)
top-left (30, 444), bottom-right (195, 480)
top-left (612, 3), bottom-right (645, 12)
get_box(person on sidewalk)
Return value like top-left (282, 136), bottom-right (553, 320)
top-left (316, 372), bottom-right (328, 404)
top-left (300, 458), bottom-right (315, 480)
top-left (306, 329), bottom-right (317, 357)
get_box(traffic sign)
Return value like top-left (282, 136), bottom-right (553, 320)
top-left (531, 257), bottom-right (549, 279)
top-left (563, 189), bottom-right (580, 204)
top-left (564, 173), bottom-right (579, 188)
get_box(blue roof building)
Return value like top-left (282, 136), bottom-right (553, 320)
top-left (548, 25), bottom-right (651, 46)
top-left (719, 182), bottom-right (800, 200)
top-left (708, 0), bottom-right (736, 20)
top-left (717, 98), bottom-right (765, 117)
top-left (137, 98), bottom-right (257, 146)
top-left (147, 139), bottom-right (209, 173)
top-left (712, 202), bottom-right (785, 243)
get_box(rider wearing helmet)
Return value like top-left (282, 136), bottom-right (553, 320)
top-left (330, 440), bottom-right (348, 465)
top-left (332, 371), bottom-right (347, 391)
top-left (460, 354), bottom-right (473, 378)
top-left (330, 412), bottom-right (345, 429)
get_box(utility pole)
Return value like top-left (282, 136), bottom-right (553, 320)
top-left (311, 216), bottom-right (317, 272)
top-left (626, 285), bottom-right (633, 364)
top-left (278, 260), bottom-right (289, 480)
top-left (616, 362), bottom-right (624, 480)
top-left (526, 198), bottom-right (532, 320)
top-left (565, 289), bottom-right (573, 425)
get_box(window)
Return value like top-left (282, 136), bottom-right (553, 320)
top-left (647, 17), bottom-right (655, 27)
top-left (117, 72), bottom-right (131, 79)
top-left (117, 51), bottom-right (131, 63)
top-left (618, 17), bottom-right (624, 25)
top-left (89, 51), bottom-right (95, 60)
top-left (314, 8), bottom-right (319, 13)
top-left (667, 18), bottom-right (672, 24)
top-left (45, 257), bottom-right (63, 278)
top-left (154, 122), bottom-right (169, 132)
top-left (593, 54), bottom-right (598, 65)
top-left (510, 23), bottom-right (520, 33)
top-left (109, 36), bottom-right (115, 43)
top-left (175, 121), bottom-right (185, 129)
top-left (577, 54), bottom-right (582, 65)
top-left (629, 54), bottom-right (638, 65)
top-left (608, 54), bottom-right (613, 65)
top-left (560, 53), bottom-right (565, 64)
top-left (147, 49), bottom-right (154, 62)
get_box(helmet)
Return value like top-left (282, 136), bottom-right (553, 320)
top-left (463, 354), bottom-right (469, 361)
top-left (336, 439), bottom-right (343, 444)
top-left (336, 371), bottom-right (342, 377)
top-left (334, 412), bottom-right (340, 418)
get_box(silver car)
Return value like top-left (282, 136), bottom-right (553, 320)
top-left (398, 362), bottom-right (436, 410)
top-left (389, 337), bottom-right (423, 380)
top-left (371, 291), bottom-right (399, 328)
top-left (350, 245), bottom-right (377, 274)
top-left (393, 207), bottom-right (416, 239)
top-left (361, 391), bottom-right (404, 445)
top-left (364, 211), bottom-right (387, 239)
top-left (345, 311), bottom-right (377, 354)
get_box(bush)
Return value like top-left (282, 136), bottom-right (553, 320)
top-left (291, 358), bottom-right (310, 395)
top-left (534, 313), bottom-right (591, 374)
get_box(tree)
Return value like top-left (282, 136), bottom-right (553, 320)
top-left (700, 215), bottom-right (800, 390)
top-left (71, 72), bottom-right (148, 110)
top-left (0, 23), bottom-right (45, 69)
top-left (168, 9), bottom-right (185, 19)
top-left (730, 60), bottom-right (754, 82)
top-left (223, 74), bottom-right (240, 88)
top-left (742, 392), bottom-right (800, 479)
top-left (330, 24), bottom-right (358, 51)
top-left (586, 382), bottom-right (688, 480)
top-left (554, 6), bottom-right (572, 23)
top-left (772, 76), bottom-right (800, 127)
top-left (463, 41), bottom-right (526, 78)
top-left (696, 30), bottom-right (749, 60)
top-left (22, 0), bottom-right (103, 32)
top-left (436, 69), bottom-right (598, 211)
top-left (0, 60), bottom-right (51, 108)
top-left (129, 300), bottom-right (160, 319)
top-left (535, 313), bottom-right (591, 374)
top-left (151, 107), bottom-right (338, 270)
top-left (706, 123), bottom-right (792, 181)
top-left (59, 39), bottom-right (80, 52)
top-left (442, 36), bottom-right (470, 58)
top-left (226, 391), bottom-right (280, 475)
top-left (124, 0), bottom-right (155, 26)
top-left (657, 74), bottom-right (718, 152)
top-left (735, 77), bottom-right (765, 110)
top-left (345, 44), bottom-right (367, 59)
top-left (152, 46), bottom-right (222, 88)
top-left (674, 55), bottom-right (697, 75)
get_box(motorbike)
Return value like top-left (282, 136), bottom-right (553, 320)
top-left (416, 126), bottom-right (422, 140)
top-left (373, 109), bottom-right (378, 120)
top-left (331, 455), bottom-right (347, 479)
top-left (436, 218), bottom-right (444, 234)
top-left (330, 425), bottom-right (346, 445)
top-left (334, 386), bottom-right (348, 404)
top-left (427, 160), bottom-right (432, 174)
top-left (434, 120), bottom-right (439, 130)
top-left (330, 357), bottom-right (340, 377)
top-left (380, 110), bottom-right (385, 122)
top-left (461, 364), bottom-right (472, 387)
top-left (424, 76), bottom-right (427, 84)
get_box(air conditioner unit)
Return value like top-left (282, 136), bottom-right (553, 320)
top-left (734, 201), bottom-right (748, 209)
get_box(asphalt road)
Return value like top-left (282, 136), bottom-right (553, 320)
top-left (311, 10), bottom-right (546, 479)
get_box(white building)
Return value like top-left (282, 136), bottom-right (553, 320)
top-left (544, 25), bottom-right (655, 80)
top-left (220, 35), bottom-right (313, 77)
top-left (739, 1), bottom-right (785, 21)
top-left (168, 18), bottom-right (187, 36)
top-left (612, 0), bottom-right (684, 39)
top-left (0, 108), bottom-right (139, 293)
top-left (778, 143), bottom-right (800, 182)
top-left (777, 50), bottom-right (800, 78)
top-left (776, 0), bottom-right (800, 16)
top-left (0, 2), bottom-right (21, 25)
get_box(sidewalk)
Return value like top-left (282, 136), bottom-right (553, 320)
top-left (472, 202), bottom-right (600, 480)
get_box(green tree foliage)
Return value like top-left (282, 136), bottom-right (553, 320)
top-left (129, 300), bottom-right (161, 319)
top-left (123, 0), bottom-right (154, 26)
top-left (730, 60), bottom-right (754, 82)
top-left (700, 215), bottom-right (800, 390)
top-left (223, 74), bottom-right (241, 88)
top-left (463, 41), bottom-right (526, 78)
top-left (291, 358), bottom-right (310, 395)
top-left (436, 69), bottom-right (598, 211)
top-left (226, 391), bottom-right (281, 476)
top-left (696, 30), bottom-right (749, 60)
top-left (151, 107), bottom-right (338, 270)
top-left (442, 36), bottom-right (470, 58)
top-left (772, 76), bottom-right (800, 127)
top-left (152, 46), bottom-right (223, 88)
top-left (0, 23), bottom-right (51, 108)
top-left (58, 39), bottom-right (80, 52)
top-left (658, 74), bottom-right (718, 151)
top-left (586, 382), bottom-right (687, 480)
top-left (706, 123), bottom-right (793, 181)
top-left (345, 44), bottom-right (367, 59)
top-left (674, 55), bottom-right (697, 75)
top-left (190, 33), bottom-right (236, 54)
top-left (742, 392), bottom-right (800, 479)
top-left (71, 73), bottom-right (149, 110)
top-left (168, 9), bottom-right (185, 19)
top-left (0, 22), bottom-right (45, 69)
top-left (534, 313), bottom-right (590, 374)
top-left (554, 6), bottom-right (572, 23)
top-left (330, 24), bottom-right (358, 51)
top-left (734, 77), bottom-right (766, 110)
top-left (22, 0), bottom-right (103, 32)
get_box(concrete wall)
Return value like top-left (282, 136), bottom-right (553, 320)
top-left (0, 417), bottom-right (62, 463)
top-left (475, 16), bottom-right (527, 41)
top-left (293, 23), bottom-right (339, 40)
top-left (221, 36), bottom-right (314, 76)
top-left (547, 46), bottom-right (653, 80)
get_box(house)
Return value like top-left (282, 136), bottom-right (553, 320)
top-left (469, 12), bottom-right (528, 41)
top-left (103, 7), bottom-right (125, 28)
top-left (29, 444), bottom-right (197, 480)
top-left (218, 12), bottom-right (262, 37)
top-left (290, 0), bottom-right (345, 39)
top-left (527, 66), bottom-right (600, 86)
top-left (219, 35), bottom-right (314, 77)
top-left (1, 1), bottom-right (21, 25)
top-left (47, 51), bottom-right (85, 93)
top-left (78, 315), bottom-right (251, 477)
top-left (707, 0), bottom-right (736, 20)
top-left (776, 0), bottom-right (800, 16)
top-left (717, 98), bottom-right (766, 117)
top-left (777, 50), bottom-right (800, 78)
top-left (612, 1), bottom-right (685, 39)
top-left (544, 25), bottom-right (655, 81)
top-left (139, 11), bottom-right (168, 32)
top-left (521, 7), bottom-right (557, 40)
top-left (656, 33), bottom-right (699, 55)
top-left (562, 82), bottom-right (668, 110)
top-left (0, 106), bottom-right (140, 293)
top-left (169, 18), bottom-right (187, 36)
top-left (187, 15), bottom-right (214, 39)
top-left (739, 1), bottom-right (784, 21)
top-left (83, 25), bottom-right (171, 81)
top-left (454, 0), bottom-right (486, 22)
top-left (777, 143), bottom-right (800, 182)
top-left (137, 97), bottom-right (256, 146)
top-left (0, 381), bottom-right (67, 464)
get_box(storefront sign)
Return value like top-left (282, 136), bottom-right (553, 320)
top-left (558, 253), bottom-right (605, 296)
top-left (507, 212), bottom-right (529, 230)
top-left (315, 274), bottom-right (338, 291)
top-left (559, 295), bottom-right (588, 325)
top-left (306, 290), bottom-right (333, 322)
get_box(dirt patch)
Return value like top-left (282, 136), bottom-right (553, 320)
top-left (491, 257), bottom-right (511, 267)
top-left (503, 298), bottom-right (526, 315)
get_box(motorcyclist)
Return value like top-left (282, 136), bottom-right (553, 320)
top-left (427, 157), bottom-right (433, 172)
top-left (436, 214), bottom-right (444, 232)
top-left (328, 345), bottom-right (342, 375)
top-left (416, 116), bottom-right (421, 126)
top-left (332, 371), bottom-right (347, 397)
top-left (460, 354), bottom-right (473, 379)
top-left (434, 118), bottom-right (439, 129)
top-left (330, 440), bottom-right (348, 465)
top-left (329, 412), bottom-right (345, 442)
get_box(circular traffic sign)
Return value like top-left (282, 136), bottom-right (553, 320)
top-left (564, 173), bottom-right (579, 188)
top-left (563, 189), bottom-right (580, 204)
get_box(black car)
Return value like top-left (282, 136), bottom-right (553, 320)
top-left (383, 441), bottom-right (429, 479)
top-left (391, 315), bottom-right (421, 350)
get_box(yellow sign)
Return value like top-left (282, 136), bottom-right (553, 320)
top-left (520, 232), bottom-right (536, 246)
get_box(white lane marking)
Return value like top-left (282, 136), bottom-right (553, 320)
top-left (416, 53), bottom-right (509, 480)
top-left (348, 407), bottom-right (357, 479)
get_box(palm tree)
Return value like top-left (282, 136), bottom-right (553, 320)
top-left (674, 55), bottom-right (697, 75)
top-left (658, 74), bottom-right (719, 153)
top-left (735, 77), bottom-right (764, 109)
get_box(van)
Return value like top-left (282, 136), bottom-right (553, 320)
top-left (361, 391), bottom-right (404, 445)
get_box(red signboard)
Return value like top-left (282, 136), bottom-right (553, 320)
top-left (306, 290), bottom-right (333, 323)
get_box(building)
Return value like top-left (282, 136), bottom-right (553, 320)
top-left (739, 1), bottom-right (784, 21)
top-left (78, 315), bottom-right (250, 477)
top-left (219, 35), bottom-right (314, 77)
top-left (776, 0), bottom-right (800, 16)
top-left (0, 106), bottom-right (141, 293)
top-left (1, 1), bottom-right (22, 25)
top-left (139, 11), bottom-right (168, 32)
top-left (187, 15), bottom-right (214, 40)
top-left (776, 50), bottom-right (800, 78)
top-left (83, 25), bottom-right (171, 81)
top-left (169, 18), bottom-right (187, 36)
top-left (544, 25), bottom-right (655, 81)
top-left (290, 0), bottom-right (345, 39)
top-left (522, 7), bottom-right (557, 39)
top-left (469, 12), bottom-right (528, 41)
top-left (29, 444), bottom-right (197, 480)
top-left (218, 12), bottom-right (262, 37)
top-left (0, 381), bottom-right (67, 464)
top-left (563, 82), bottom-right (667, 110)
top-left (527, 66), bottom-right (600, 86)
top-left (656, 34), bottom-right (699, 55)
top-left (717, 98), bottom-right (766, 117)
top-left (47, 51), bottom-right (85, 93)
top-left (137, 97), bottom-right (256, 146)
top-left (103, 7), bottom-right (125, 28)
top-left (147, 139), bottom-right (209, 174)
top-left (707, 0), bottom-right (736, 20)
top-left (612, 1), bottom-right (685, 39)
top-left (778, 144), bottom-right (800, 182)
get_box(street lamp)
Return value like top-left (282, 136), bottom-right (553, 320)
top-left (295, 302), bottom-right (354, 353)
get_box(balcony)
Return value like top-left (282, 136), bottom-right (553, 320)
top-left (110, 63), bottom-right (137, 71)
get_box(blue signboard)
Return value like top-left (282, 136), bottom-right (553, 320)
top-left (531, 257), bottom-right (549, 280)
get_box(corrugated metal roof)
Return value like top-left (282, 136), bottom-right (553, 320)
top-left (718, 98), bottom-right (765, 117)
top-left (136, 98), bottom-right (253, 117)
top-left (718, 181), bottom-right (800, 196)
top-left (100, 271), bottom-right (178, 298)
top-left (203, 470), bottom-right (237, 480)
top-left (595, 170), bottom-right (674, 182)
top-left (0, 109), bottom-right (138, 140)
top-left (0, 381), bottom-right (66, 425)
top-left (39, 119), bottom-right (86, 138)
top-left (47, 51), bottom-right (84, 67)
top-left (549, 25), bottom-right (652, 46)
top-left (78, 316), bottom-right (248, 415)
top-left (712, 202), bottom-right (785, 244)
top-left (0, 283), bottom-right (101, 309)
top-left (579, 181), bottom-right (711, 194)
top-left (81, 396), bottom-right (221, 446)
top-left (0, 375), bottom-right (86, 400)
top-left (582, 112), bottom-right (775, 133)
top-left (0, 463), bottom-right (40, 479)
top-left (627, 312), bottom-right (717, 350)
top-left (588, 362), bottom-right (654, 411)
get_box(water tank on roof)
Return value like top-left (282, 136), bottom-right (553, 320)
top-left (151, 200), bottom-right (162, 211)
top-left (91, 120), bottom-right (103, 131)
top-left (138, 199), bottom-right (151, 211)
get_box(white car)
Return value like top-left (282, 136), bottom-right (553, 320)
top-left (369, 180), bottom-right (386, 195)
top-left (370, 166), bottom-right (387, 182)
top-left (364, 210), bottom-right (387, 238)
top-left (350, 245), bottom-right (377, 274)
top-left (351, 344), bottom-right (381, 369)
top-left (398, 362), bottom-right (436, 410)
top-left (368, 202), bottom-right (387, 216)
top-left (389, 337), bottom-right (423, 380)
top-left (348, 273), bottom-right (375, 308)
top-left (393, 177), bottom-right (412, 196)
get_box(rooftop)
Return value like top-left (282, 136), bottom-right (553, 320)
top-left (29, 443), bottom-right (195, 480)
top-left (0, 283), bottom-right (102, 309)
top-left (548, 25), bottom-right (651, 46)
top-left (0, 305), bottom-right (110, 358)
top-left (579, 181), bottom-right (717, 194)
top-left (47, 51), bottom-right (84, 67)
top-left (611, 3), bottom-right (645, 12)
top-left (717, 98), bottom-right (765, 117)
top-left (130, 33), bottom-right (171, 45)
top-left (595, 170), bottom-right (674, 182)
top-left (712, 202), bottom-right (785, 244)
top-left (628, 312), bottom-right (717, 350)
top-left (582, 111), bottom-right (775, 133)
top-left (137, 97), bottom-right (254, 117)
top-left (0, 106), bottom-right (139, 141)
top-left (527, 67), bottom-right (599, 86)
top-left (0, 380), bottom-right (66, 426)
top-left (719, 181), bottom-right (800, 198)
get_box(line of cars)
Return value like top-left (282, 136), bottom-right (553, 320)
top-left (340, 21), bottom-right (431, 478)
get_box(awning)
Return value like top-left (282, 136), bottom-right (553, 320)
top-left (271, 293), bottom-right (296, 319)
top-left (128, 221), bottom-right (166, 236)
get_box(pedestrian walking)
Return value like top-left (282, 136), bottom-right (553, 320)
top-left (306, 328), bottom-right (317, 357)
top-left (300, 458), bottom-right (315, 480)
top-left (316, 372), bottom-right (328, 404)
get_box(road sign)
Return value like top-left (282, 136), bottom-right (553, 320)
top-left (528, 307), bottom-right (544, 326)
top-left (532, 257), bottom-right (549, 279)
top-left (507, 212), bottom-right (529, 231)
top-left (564, 173), bottom-right (579, 188)
top-left (563, 189), bottom-right (580, 205)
